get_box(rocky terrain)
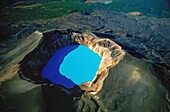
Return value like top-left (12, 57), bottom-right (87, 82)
top-left (0, 9), bottom-right (170, 112)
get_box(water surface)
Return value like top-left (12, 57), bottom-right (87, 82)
top-left (41, 45), bottom-right (101, 88)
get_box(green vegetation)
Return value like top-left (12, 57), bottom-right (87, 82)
top-left (0, 0), bottom-right (169, 23)
top-left (0, 0), bottom-right (94, 22)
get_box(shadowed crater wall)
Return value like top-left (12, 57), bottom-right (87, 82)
top-left (19, 30), bottom-right (79, 84)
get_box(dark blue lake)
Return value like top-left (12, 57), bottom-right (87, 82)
top-left (41, 45), bottom-right (101, 88)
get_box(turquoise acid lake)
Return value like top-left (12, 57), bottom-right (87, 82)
top-left (41, 45), bottom-right (102, 88)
